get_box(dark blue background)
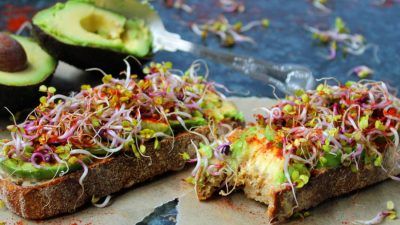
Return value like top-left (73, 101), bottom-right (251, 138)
top-left (1, 0), bottom-right (399, 97)
top-left (154, 0), bottom-right (400, 97)
top-left (1, 1), bottom-right (400, 224)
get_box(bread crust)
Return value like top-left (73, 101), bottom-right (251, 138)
top-left (267, 146), bottom-right (400, 223)
top-left (0, 126), bottom-right (212, 220)
top-left (195, 130), bottom-right (400, 223)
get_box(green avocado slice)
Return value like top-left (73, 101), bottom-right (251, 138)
top-left (201, 92), bottom-right (244, 122)
top-left (32, 1), bottom-right (152, 58)
top-left (0, 157), bottom-right (90, 180)
top-left (0, 35), bottom-right (56, 87)
top-left (141, 119), bottom-right (171, 134)
top-left (141, 117), bottom-right (207, 134)
top-left (169, 117), bottom-right (208, 129)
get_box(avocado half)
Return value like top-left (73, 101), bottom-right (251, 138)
top-left (32, 1), bottom-right (153, 74)
top-left (0, 35), bottom-right (57, 114)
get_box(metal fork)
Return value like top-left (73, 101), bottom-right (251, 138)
top-left (89, 0), bottom-right (316, 94)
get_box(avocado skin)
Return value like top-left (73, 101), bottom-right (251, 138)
top-left (32, 24), bottom-right (152, 75)
top-left (0, 72), bottom-right (54, 115)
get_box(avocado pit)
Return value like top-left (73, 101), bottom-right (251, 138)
top-left (0, 35), bottom-right (57, 113)
top-left (0, 33), bottom-right (28, 73)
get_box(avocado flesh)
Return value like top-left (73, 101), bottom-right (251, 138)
top-left (141, 117), bottom-right (207, 134)
top-left (0, 35), bottom-right (56, 87)
top-left (32, 1), bottom-right (152, 58)
top-left (169, 117), bottom-right (207, 129)
top-left (141, 119), bottom-right (171, 134)
top-left (0, 157), bottom-right (89, 180)
top-left (202, 92), bottom-right (244, 122)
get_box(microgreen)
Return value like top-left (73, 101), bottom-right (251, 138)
top-left (191, 15), bottom-right (269, 47)
top-left (0, 60), bottom-right (236, 181)
top-left (306, 17), bottom-right (379, 61)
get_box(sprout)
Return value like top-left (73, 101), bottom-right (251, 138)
top-left (354, 210), bottom-right (397, 224)
top-left (306, 17), bottom-right (379, 61)
top-left (350, 65), bottom-right (374, 79)
top-left (163, 0), bottom-right (193, 13)
top-left (92, 195), bottom-right (112, 208)
top-left (39, 85), bottom-right (47, 93)
top-left (48, 87), bottom-right (57, 94)
top-left (78, 159), bottom-right (88, 187)
top-left (181, 152), bottom-right (191, 160)
top-left (191, 15), bottom-right (269, 47)
top-left (219, 0), bottom-right (245, 13)
top-left (261, 19), bottom-right (270, 28)
top-left (387, 201), bottom-right (395, 210)
top-left (1, 60), bottom-right (233, 184)
top-left (312, 0), bottom-right (331, 13)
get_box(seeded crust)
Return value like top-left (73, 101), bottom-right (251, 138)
top-left (0, 123), bottom-right (240, 220)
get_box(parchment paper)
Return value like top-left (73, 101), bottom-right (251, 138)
top-left (0, 64), bottom-right (398, 224)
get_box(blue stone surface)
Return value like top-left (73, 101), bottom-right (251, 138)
top-left (1, 0), bottom-right (400, 224)
top-left (1, 0), bottom-right (399, 97)
top-left (151, 0), bottom-right (400, 97)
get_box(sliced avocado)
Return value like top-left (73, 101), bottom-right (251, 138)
top-left (220, 101), bottom-right (244, 121)
top-left (32, 1), bottom-right (152, 73)
top-left (141, 117), bottom-right (207, 134)
top-left (141, 119), bottom-right (171, 134)
top-left (169, 117), bottom-right (208, 130)
top-left (0, 34), bottom-right (57, 113)
top-left (201, 92), bottom-right (244, 122)
top-left (0, 157), bottom-right (89, 180)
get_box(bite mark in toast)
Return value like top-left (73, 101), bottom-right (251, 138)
top-left (192, 81), bottom-right (400, 223)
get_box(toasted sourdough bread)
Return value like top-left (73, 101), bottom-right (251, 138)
top-left (264, 145), bottom-right (400, 223)
top-left (193, 81), bottom-right (400, 223)
top-left (0, 124), bottom-right (238, 220)
top-left (196, 128), bottom-right (400, 224)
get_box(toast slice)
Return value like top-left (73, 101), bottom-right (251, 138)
top-left (196, 129), bottom-right (400, 223)
top-left (0, 61), bottom-right (245, 219)
top-left (257, 145), bottom-right (399, 223)
top-left (0, 125), bottom-right (235, 219)
top-left (192, 81), bottom-right (400, 223)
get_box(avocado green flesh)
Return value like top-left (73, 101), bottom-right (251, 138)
top-left (80, 119), bottom-right (205, 156)
top-left (0, 35), bottom-right (56, 86)
top-left (169, 117), bottom-right (208, 129)
top-left (141, 119), bottom-right (171, 134)
top-left (202, 92), bottom-right (244, 122)
top-left (140, 117), bottom-right (207, 135)
top-left (230, 128), bottom-right (286, 187)
top-left (32, 1), bottom-right (152, 57)
top-left (0, 158), bottom-right (89, 180)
